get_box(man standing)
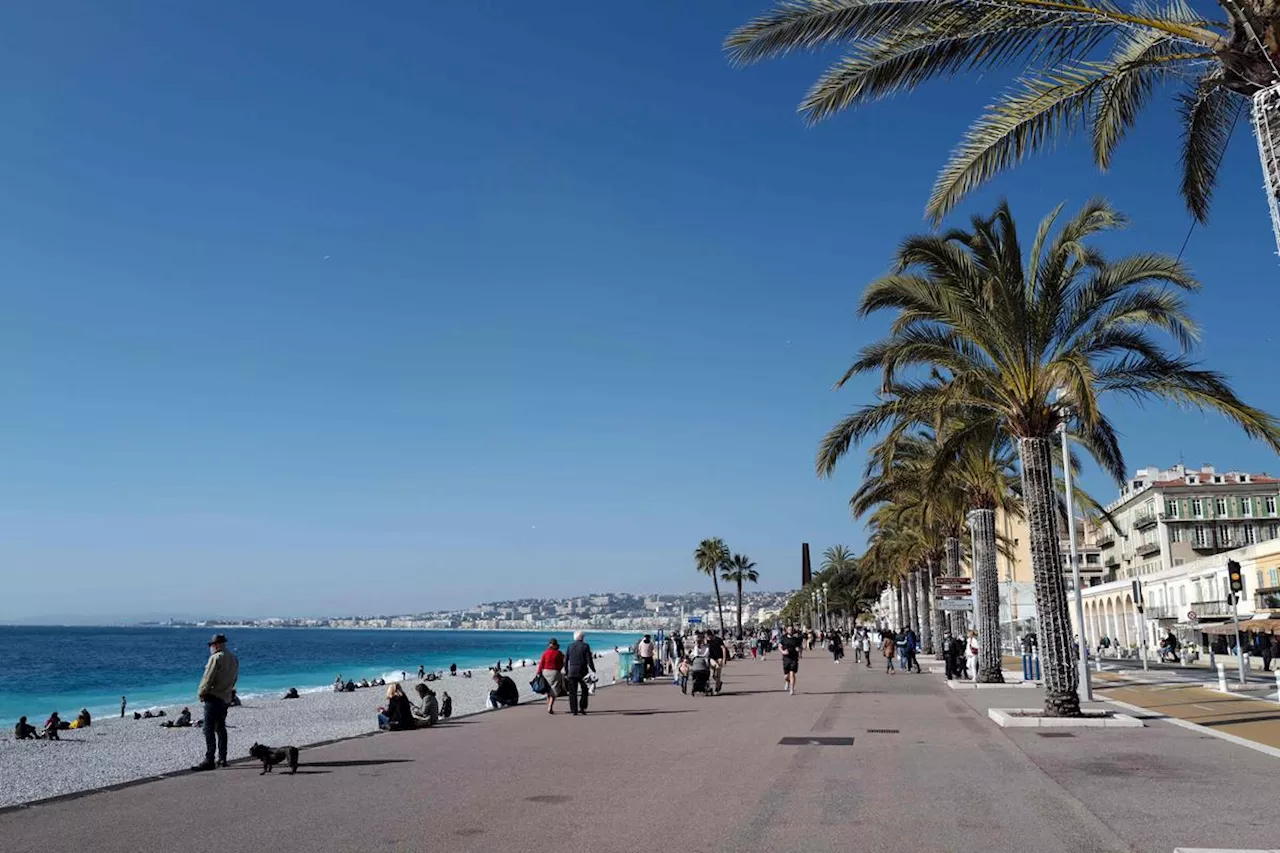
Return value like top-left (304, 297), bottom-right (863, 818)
top-left (779, 625), bottom-right (802, 696)
top-left (565, 630), bottom-right (596, 716)
top-left (192, 633), bottom-right (238, 772)
top-left (120, 696), bottom-right (126, 719)
top-left (637, 634), bottom-right (655, 680)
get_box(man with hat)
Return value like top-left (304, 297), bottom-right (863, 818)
top-left (192, 633), bottom-right (239, 772)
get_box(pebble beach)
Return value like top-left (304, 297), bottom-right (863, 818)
top-left (0, 651), bottom-right (620, 809)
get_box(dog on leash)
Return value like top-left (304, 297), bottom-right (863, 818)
top-left (248, 742), bottom-right (299, 775)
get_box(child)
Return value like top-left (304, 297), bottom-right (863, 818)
top-left (677, 657), bottom-right (691, 694)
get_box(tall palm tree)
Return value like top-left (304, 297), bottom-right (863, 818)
top-left (726, 0), bottom-right (1280, 233)
top-left (695, 537), bottom-right (731, 633)
top-left (821, 545), bottom-right (858, 577)
top-left (820, 198), bottom-right (1280, 715)
top-left (721, 553), bottom-right (760, 639)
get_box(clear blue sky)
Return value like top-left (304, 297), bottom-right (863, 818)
top-left (3, 1), bottom-right (1278, 622)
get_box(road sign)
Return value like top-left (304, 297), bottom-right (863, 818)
top-left (938, 598), bottom-right (974, 611)
top-left (1186, 611), bottom-right (1197, 622)
top-left (687, 616), bottom-right (702, 624)
top-left (935, 577), bottom-right (970, 585)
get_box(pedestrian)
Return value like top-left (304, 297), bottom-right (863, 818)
top-left (637, 635), bottom-right (655, 680)
top-left (564, 630), bottom-right (596, 715)
top-left (965, 630), bottom-right (979, 680)
top-left (706, 631), bottom-right (728, 694)
top-left (536, 637), bottom-right (566, 714)
top-left (1262, 633), bottom-right (1276, 672)
top-left (780, 625), bottom-right (802, 695)
top-left (882, 630), bottom-right (898, 674)
top-left (829, 631), bottom-right (844, 663)
top-left (417, 665), bottom-right (425, 680)
top-left (861, 631), bottom-right (872, 668)
top-left (120, 695), bottom-right (126, 719)
top-left (191, 633), bottom-right (239, 772)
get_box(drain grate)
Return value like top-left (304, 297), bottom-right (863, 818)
top-left (865, 729), bottom-right (899, 734)
top-left (778, 736), bottom-right (855, 746)
top-left (1036, 732), bottom-right (1075, 738)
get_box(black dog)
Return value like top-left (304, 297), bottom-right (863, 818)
top-left (249, 742), bottom-right (299, 775)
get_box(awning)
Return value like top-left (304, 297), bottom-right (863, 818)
top-left (1196, 619), bottom-right (1280, 635)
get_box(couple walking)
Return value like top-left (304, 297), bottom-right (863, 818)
top-left (534, 630), bottom-right (596, 715)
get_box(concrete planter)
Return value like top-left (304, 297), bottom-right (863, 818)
top-left (988, 708), bottom-right (1144, 728)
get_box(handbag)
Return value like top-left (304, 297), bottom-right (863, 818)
top-left (530, 673), bottom-right (548, 694)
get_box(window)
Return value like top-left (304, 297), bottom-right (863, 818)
top-left (1258, 571), bottom-right (1265, 588)
top-left (1085, 553), bottom-right (1099, 564)
top-left (1219, 525), bottom-right (1233, 546)
top-left (1215, 497), bottom-right (1228, 516)
top-left (1194, 525), bottom-right (1209, 547)
top-left (1192, 498), bottom-right (1204, 518)
top-left (1165, 499), bottom-right (1179, 518)
top-left (1245, 525), bottom-right (1257, 545)
top-left (1214, 475), bottom-right (1224, 484)
top-left (1271, 524), bottom-right (1280, 540)
top-left (1178, 587), bottom-right (1186, 605)
top-left (1270, 568), bottom-right (1279, 587)
top-left (1242, 498), bottom-right (1253, 517)
top-left (1267, 496), bottom-right (1277, 515)
top-left (1171, 526), bottom-right (1184, 543)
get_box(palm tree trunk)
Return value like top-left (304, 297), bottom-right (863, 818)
top-left (1018, 435), bottom-right (1080, 716)
top-left (921, 556), bottom-right (936, 656)
top-left (938, 536), bottom-right (960, 656)
top-left (712, 576), bottom-right (726, 635)
top-left (909, 570), bottom-right (921, 639)
top-left (967, 508), bottom-right (1004, 683)
top-left (736, 579), bottom-right (744, 640)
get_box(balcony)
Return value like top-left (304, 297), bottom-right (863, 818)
top-left (1191, 540), bottom-right (1221, 552)
top-left (1135, 541), bottom-right (1161, 557)
top-left (1134, 511), bottom-right (1158, 530)
top-left (1255, 587), bottom-right (1280, 613)
top-left (1105, 555), bottom-right (1120, 569)
top-left (1190, 600), bottom-right (1236, 618)
top-left (1142, 604), bottom-right (1178, 620)
top-left (1096, 531), bottom-right (1116, 548)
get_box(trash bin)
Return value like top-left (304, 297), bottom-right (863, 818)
top-left (630, 662), bottom-right (645, 684)
top-left (617, 651), bottom-right (635, 681)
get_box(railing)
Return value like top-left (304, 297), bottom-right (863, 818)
top-left (1096, 531), bottom-right (1116, 548)
top-left (1254, 588), bottom-right (1280, 613)
top-left (1190, 600), bottom-right (1236, 617)
top-left (1105, 556), bottom-right (1120, 568)
top-left (1142, 605), bottom-right (1178, 620)
top-left (1135, 541), bottom-right (1160, 557)
top-left (1134, 511), bottom-right (1158, 529)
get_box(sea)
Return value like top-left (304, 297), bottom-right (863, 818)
top-left (0, 626), bottom-right (641, 721)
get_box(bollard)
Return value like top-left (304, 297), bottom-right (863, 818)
top-left (1274, 670), bottom-right (1280, 705)
top-left (1034, 655), bottom-right (1042, 680)
top-left (1217, 662), bottom-right (1228, 693)
top-left (1022, 653), bottom-right (1031, 681)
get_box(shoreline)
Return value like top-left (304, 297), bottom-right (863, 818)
top-left (0, 651), bottom-right (622, 810)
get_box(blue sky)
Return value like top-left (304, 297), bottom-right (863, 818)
top-left (3, 2), bottom-right (1278, 621)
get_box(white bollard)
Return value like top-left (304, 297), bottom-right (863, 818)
top-left (1274, 670), bottom-right (1279, 705)
top-left (1217, 662), bottom-right (1228, 693)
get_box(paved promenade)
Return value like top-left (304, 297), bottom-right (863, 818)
top-left (4, 651), bottom-right (1278, 853)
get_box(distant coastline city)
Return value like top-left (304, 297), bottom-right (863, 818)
top-left (133, 590), bottom-right (793, 632)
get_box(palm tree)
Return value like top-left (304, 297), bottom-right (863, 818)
top-left (726, 0), bottom-right (1280, 234)
top-left (695, 538), bottom-right (731, 633)
top-left (821, 545), bottom-right (858, 577)
top-left (721, 553), bottom-right (760, 639)
top-left (819, 198), bottom-right (1280, 715)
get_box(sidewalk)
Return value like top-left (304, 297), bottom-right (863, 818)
top-left (1093, 672), bottom-right (1280, 751)
top-left (4, 653), bottom-right (1278, 853)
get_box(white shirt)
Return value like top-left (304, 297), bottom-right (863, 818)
top-left (637, 641), bottom-right (653, 657)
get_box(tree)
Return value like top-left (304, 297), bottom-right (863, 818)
top-left (819, 198), bottom-right (1280, 715)
top-left (821, 545), bottom-right (858, 577)
top-left (721, 553), bottom-right (760, 639)
top-left (726, 0), bottom-right (1280, 227)
top-left (695, 538), bottom-right (731, 633)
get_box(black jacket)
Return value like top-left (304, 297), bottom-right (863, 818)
top-left (565, 640), bottom-right (596, 678)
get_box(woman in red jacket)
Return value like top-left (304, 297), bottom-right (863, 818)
top-left (536, 638), bottom-right (566, 714)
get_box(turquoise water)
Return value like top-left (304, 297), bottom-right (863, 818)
top-left (0, 626), bottom-right (639, 720)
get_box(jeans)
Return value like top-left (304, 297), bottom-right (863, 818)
top-left (489, 691), bottom-right (517, 708)
top-left (906, 650), bottom-right (919, 672)
top-left (566, 675), bottom-right (590, 713)
top-left (202, 698), bottom-right (228, 763)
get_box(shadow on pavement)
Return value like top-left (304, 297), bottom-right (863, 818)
top-left (304, 759), bottom-right (415, 768)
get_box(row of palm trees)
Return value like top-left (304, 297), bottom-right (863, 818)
top-left (693, 538), bottom-right (760, 637)
top-left (808, 200), bottom-right (1280, 717)
top-left (778, 545), bottom-right (882, 630)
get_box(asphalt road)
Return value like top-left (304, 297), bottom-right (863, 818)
top-left (3, 650), bottom-right (1277, 853)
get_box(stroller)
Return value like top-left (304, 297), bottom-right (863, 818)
top-left (688, 656), bottom-right (713, 696)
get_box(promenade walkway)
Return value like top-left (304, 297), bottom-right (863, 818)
top-left (4, 652), bottom-right (1278, 853)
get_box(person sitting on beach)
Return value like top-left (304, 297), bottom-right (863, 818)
top-left (71, 708), bottom-right (92, 729)
top-left (413, 684), bottom-right (439, 726)
top-left (463, 670), bottom-right (472, 679)
top-left (450, 663), bottom-right (457, 677)
top-left (359, 678), bottom-right (370, 689)
top-left (333, 675), bottom-right (344, 693)
top-left (161, 707), bottom-right (193, 728)
top-left (133, 711), bottom-right (142, 720)
top-left (440, 692), bottom-right (452, 719)
top-left (377, 683), bottom-right (417, 731)
top-left (344, 680), bottom-right (356, 692)
top-left (424, 672), bottom-right (438, 682)
top-left (15, 716), bottom-right (40, 740)
top-left (283, 687), bottom-right (299, 700)
top-left (489, 671), bottom-right (519, 709)
top-left (506, 658), bottom-right (514, 672)
top-left (43, 712), bottom-right (62, 740)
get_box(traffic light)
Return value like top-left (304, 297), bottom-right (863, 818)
top-left (1227, 559), bottom-right (1243, 594)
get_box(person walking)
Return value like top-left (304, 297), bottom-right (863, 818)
top-left (191, 633), bottom-right (239, 772)
top-left (120, 696), bottom-right (126, 719)
top-left (536, 638), bottom-right (566, 714)
top-left (829, 630), bottom-right (844, 663)
top-left (861, 631), bottom-right (872, 668)
top-left (564, 630), bottom-right (596, 716)
top-left (964, 630), bottom-right (979, 681)
top-left (779, 625), bottom-right (802, 695)
top-left (882, 630), bottom-right (897, 674)
top-left (706, 631), bottom-right (727, 694)
top-left (904, 628), bottom-right (921, 673)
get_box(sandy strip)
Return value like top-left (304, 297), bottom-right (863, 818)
top-left (0, 651), bottom-right (620, 809)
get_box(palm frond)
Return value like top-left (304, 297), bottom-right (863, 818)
top-left (1178, 70), bottom-right (1245, 223)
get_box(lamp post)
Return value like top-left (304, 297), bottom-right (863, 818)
top-left (822, 582), bottom-right (830, 633)
top-left (1057, 389), bottom-right (1094, 702)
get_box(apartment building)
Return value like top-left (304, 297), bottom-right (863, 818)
top-left (1095, 464), bottom-right (1280, 581)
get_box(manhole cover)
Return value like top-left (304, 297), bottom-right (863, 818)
top-left (778, 736), bottom-right (855, 746)
top-left (1037, 732), bottom-right (1075, 738)
top-left (866, 729), bottom-right (899, 734)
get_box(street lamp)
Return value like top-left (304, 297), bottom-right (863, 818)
top-left (1057, 389), bottom-right (1094, 702)
top-left (822, 582), bottom-right (830, 632)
